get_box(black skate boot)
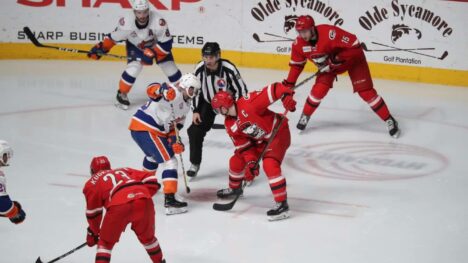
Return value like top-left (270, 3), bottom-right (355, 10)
top-left (297, 113), bottom-right (311, 130)
top-left (115, 90), bottom-right (130, 110)
top-left (164, 194), bottom-right (188, 215)
top-left (216, 187), bottom-right (243, 199)
top-left (386, 115), bottom-right (400, 138)
top-left (267, 200), bottom-right (290, 221)
top-left (187, 164), bottom-right (200, 178)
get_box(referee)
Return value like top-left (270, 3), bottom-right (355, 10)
top-left (186, 42), bottom-right (248, 177)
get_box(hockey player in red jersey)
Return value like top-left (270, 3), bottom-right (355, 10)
top-left (0, 140), bottom-right (26, 224)
top-left (211, 83), bottom-right (297, 221)
top-left (283, 15), bottom-right (400, 138)
top-left (83, 156), bottom-right (165, 263)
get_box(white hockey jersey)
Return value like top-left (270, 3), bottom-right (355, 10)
top-left (0, 170), bottom-right (7, 197)
top-left (129, 86), bottom-right (190, 135)
top-left (109, 10), bottom-right (172, 51)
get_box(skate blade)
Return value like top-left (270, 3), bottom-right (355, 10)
top-left (165, 207), bottom-right (188, 215)
top-left (268, 211), bottom-right (290, 221)
top-left (114, 102), bottom-right (129, 110)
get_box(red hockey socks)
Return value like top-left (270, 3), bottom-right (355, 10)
top-left (358, 88), bottom-right (391, 121)
top-left (263, 158), bottom-right (287, 202)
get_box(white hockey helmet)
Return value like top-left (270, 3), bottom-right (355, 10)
top-left (0, 140), bottom-right (13, 166)
top-left (178, 73), bottom-right (201, 99)
top-left (130, 0), bottom-right (149, 11)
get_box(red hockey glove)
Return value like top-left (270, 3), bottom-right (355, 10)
top-left (172, 142), bottom-right (185, 154)
top-left (245, 161), bottom-right (259, 182)
top-left (321, 55), bottom-right (344, 73)
top-left (281, 93), bottom-right (297, 112)
top-left (86, 227), bottom-right (99, 247)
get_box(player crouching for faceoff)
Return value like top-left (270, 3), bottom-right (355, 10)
top-left (87, 0), bottom-right (182, 110)
top-left (211, 83), bottom-right (297, 221)
top-left (0, 140), bottom-right (26, 224)
top-left (284, 15), bottom-right (400, 138)
top-left (83, 156), bottom-right (166, 263)
top-left (129, 73), bottom-right (201, 215)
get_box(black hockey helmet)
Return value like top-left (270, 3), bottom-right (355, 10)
top-left (202, 42), bottom-right (221, 57)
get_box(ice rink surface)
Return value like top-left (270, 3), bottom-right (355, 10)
top-left (1, 60), bottom-right (467, 263)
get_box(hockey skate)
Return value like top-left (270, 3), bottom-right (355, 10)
top-left (164, 194), bottom-right (188, 215)
top-left (187, 164), bottom-right (199, 178)
top-left (115, 90), bottom-right (130, 110)
top-left (386, 116), bottom-right (400, 138)
top-left (216, 187), bottom-right (243, 199)
top-left (267, 200), bottom-right (290, 221)
top-left (296, 113), bottom-right (311, 130)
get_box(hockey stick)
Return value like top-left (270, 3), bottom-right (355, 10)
top-left (264, 32), bottom-right (294, 41)
top-left (371, 41), bottom-right (448, 60)
top-left (252, 33), bottom-right (292, 43)
top-left (211, 123), bottom-right (225, 129)
top-left (23, 27), bottom-right (127, 60)
top-left (170, 104), bottom-right (191, 194)
top-left (361, 42), bottom-right (434, 52)
top-left (212, 70), bottom-right (322, 211)
top-left (36, 242), bottom-right (87, 263)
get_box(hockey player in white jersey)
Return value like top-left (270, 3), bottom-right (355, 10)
top-left (88, 0), bottom-right (182, 110)
top-left (129, 74), bottom-right (201, 215)
top-left (0, 140), bottom-right (26, 224)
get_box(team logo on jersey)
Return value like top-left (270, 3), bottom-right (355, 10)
top-left (329, 30), bottom-right (336, 40)
top-left (159, 19), bottom-right (166, 26)
top-left (216, 78), bottom-right (226, 90)
top-left (119, 17), bottom-right (125, 26)
top-left (241, 122), bottom-right (266, 139)
top-left (131, 31), bottom-right (137, 38)
top-left (302, 46), bottom-right (312, 53)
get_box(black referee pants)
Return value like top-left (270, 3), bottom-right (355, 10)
top-left (187, 104), bottom-right (216, 166)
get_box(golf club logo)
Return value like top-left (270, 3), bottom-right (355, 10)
top-left (358, 0), bottom-right (451, 63)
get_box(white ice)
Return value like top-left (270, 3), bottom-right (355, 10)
top-left (0, 60), bottom-right (467, 263)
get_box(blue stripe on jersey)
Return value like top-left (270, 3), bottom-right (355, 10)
top-left (122, 71), bottom-right (136, 84)
top-left (0, 195), bottom-right (13, 213)
top-left (162, 169), bottom-right (177, 180)
top-left (134, 110), bottom-right (166, 132)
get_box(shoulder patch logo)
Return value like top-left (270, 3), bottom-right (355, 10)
top-left (119, 17), bottom-right (125, 26)
top-left (159, 19), bottom-right (166, 26)
top-left (329, 30), bottom-right (336, 40)
top-left (302, 46), bottom-right (312, 53)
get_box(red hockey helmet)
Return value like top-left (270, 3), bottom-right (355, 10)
top-left (90, 156), bottom-right (111, 174)
top-left (295, 15), bottom-right (315, 31)
top-left (211, 91), bottom-right (234, 114)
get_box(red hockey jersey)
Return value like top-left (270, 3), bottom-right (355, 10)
top-left (286, 24), bottom-right (364, 84)
top-left (83, 167), bottom-right (160, 233)
top-left (224, 83), bottom-right (291, 160)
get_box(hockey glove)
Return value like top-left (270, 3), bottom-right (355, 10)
top-left (172, 142), bottom-right (184, 154)
top-left (8, 201), bottom-right (26, 224)
top-left (86, 227), bottom-right (99, 247)
top-left (281, 93), bottom-right (297, 112)
top-left (157, 83), bottom-right (176, 101)
top-left (245, 161), bottom-right (259, 182)
top-left (88, 42), bottom-right (108, 60)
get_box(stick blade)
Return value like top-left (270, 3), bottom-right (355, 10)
top-left (23, 27), bottom-right (43, 47)
top-left (212, 201), bottom-right (235, 211)
top-left (439, 51), bottom-right (448, 60)
top-left (35, 257), bottom-right (43, 263)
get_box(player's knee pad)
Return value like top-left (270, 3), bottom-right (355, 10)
top-left (262, 158), bottom-right (281, 178)
top-left (158, 60), bottom-right (182, 83)
top-left (125, 61), bottom-right (143, 78)
top-left (164, 156), bottom-right (178, 170)
top-left (311, 82), bottom-right (331, 100)
top-left (229, 154), bottom-right (246, 174)
top-left (358, 88), bottom-right (378, 102)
